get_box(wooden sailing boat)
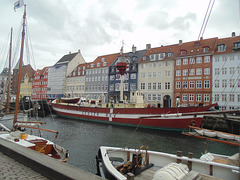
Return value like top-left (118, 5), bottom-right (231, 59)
top-left (0, 4), bottom-right (68, 162)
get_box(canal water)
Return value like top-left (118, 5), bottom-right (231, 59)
top-left (1, 114), bottom-right (239, 174)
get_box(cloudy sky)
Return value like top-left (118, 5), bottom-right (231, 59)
top-left (0, 0), bottom-right (239, 72)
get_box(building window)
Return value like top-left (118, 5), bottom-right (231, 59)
top-left (196, 94), bottom-right (202, 102)
top-left (165, 82), bottom-right (170, 89)
top-left (165, 71), bottom-right (170, 77)
top-left (183, 81), bottom-right (188, 89)
top-left (214, 94), bottom-right (219, 101)
top-left (217, 44), bottom-right (226, 52)
top-left (189, 94), bottom-right (194, 101)
top-left (141, 83), bottom-right (145, 90)
top-left (153, 72), bottom-right (157, 77)
top-left (180, 50), bottom-right (187, 55)
top-left (204, 68), bottom-right (210, 75)
top-left (196, 80), bottom-right (202, 88)
top-left (215, 80), bottom-right (219, 88)
top-left (153, 83), bottom-right (156, 89)
top-left (196, 68), bottom-right (202, 75)
top-left (189, 69), bottom-right (195, 76)
top-left (176, 70), bottom-right (181, 76)
top-left (158, 94), bottom-right (161, 101)
top-left (203, 46), bottom-right (209, 52)
top-left (176, 59), bottom-right (181, 65)
top-left (148, 72), bottom-right (152, 78)
top-left (196, 57), bottom-right (202, 63)
top-left (229, 94), bottom-right (235, 102)
top-left (230, 67), bottom-right (235, 74)
top-left (222, 79), bottom-right (227, 88)
top-left (183, 69), bottom-right (188, 76)
top-left (204, 94), bottom-right (210, 102)
top-left (109, 84), bottom-right (114, 91)
top-left (115, 83), bottom-right (120, 91)
top-left (141, 73), bottom-right (146, 78)
top-left (158, 82), bottom-right (162, 89)
top-left (148, 83), bottom-right (151, 89)
top-left (189, 81), bottom-right (195, 89)
top-left (182, 94), bottom-right (187, 101)
top-left (148, 94), bottom-right (152, 101)
top-left (222, 67), bottom-right (227, 75)
top-left (230, 79), bottom-right (235, 88)
top-left (215, 68), bottom-right (220, 75)
top-left (176, 81), bottom-right (181, 89)
top-left (204, 80), bottom-right (210, 88)
top-left (222, 94), bottom-right (227, 101)
top-left (165, 61), bottom-right (170, 66)
top-left (204, 56), bottom-right (210, 63)
top-left (130, 73), bottom-right (136, 79)
top-left (130, 83), bottom-right (136, 91)
top-left (152, 94), bottom-right (157, 100)
top-left (189, 58), bottom-right (195, 64)
top-left (183, 58), bottom-right (188, 65)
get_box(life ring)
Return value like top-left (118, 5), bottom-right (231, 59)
top-left (136, 145), bottom-right (148, 168)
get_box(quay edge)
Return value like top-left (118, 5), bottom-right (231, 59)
top-left (0, 137), bottom-right (104, 180)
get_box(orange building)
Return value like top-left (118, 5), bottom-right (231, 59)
top-left (174, 38), bottom-right (218, 107)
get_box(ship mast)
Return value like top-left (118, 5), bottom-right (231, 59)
top-left (13, 5), bottom-right (26, 131)
top-left (6, 28), bottom-right (13, 113)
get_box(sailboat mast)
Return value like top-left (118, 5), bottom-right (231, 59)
top-left (6, 28), bottom-right (13, 113)
top-left (13, 5), bottom-right (26, 130)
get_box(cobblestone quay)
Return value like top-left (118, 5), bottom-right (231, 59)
top-left (0, 137), bottom-right (104, 180)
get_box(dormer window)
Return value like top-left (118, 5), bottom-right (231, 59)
top-left (195, 42), bottom-right (200, 47)
top-left (233, 42), bottom-right (240, 50)
top-left (91, 64), bottom-right (95, 68)
top-left (217, 44), bottom-right (226, 52)
top-left (97, 63), bottom-right (101, 67)
top-left (142, 56), bottom-right (148, 61)
top-left (180, 50), bottom-right (187, 55)
top-left (167, 52), bottom-right (174, 57)
top-left (203, 46), bottom-right (210, 52)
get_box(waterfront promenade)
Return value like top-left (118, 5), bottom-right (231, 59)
top-left (0, 138), bottom-right (104, 180)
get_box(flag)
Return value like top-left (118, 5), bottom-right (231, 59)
top-left (14, 0), bottom-right (24, 11)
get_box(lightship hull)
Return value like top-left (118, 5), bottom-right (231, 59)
top-left (51, 101), bottom-right (217, 131)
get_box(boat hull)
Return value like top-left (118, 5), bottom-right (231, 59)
top-left (51, 102), bottom-right (216, 131)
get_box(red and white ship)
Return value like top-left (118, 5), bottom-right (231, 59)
top-left (51, 55), bottom-right (217, 131)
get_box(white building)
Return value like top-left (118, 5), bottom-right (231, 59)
top-left (212, 33), bottom-right (240, 110)
top-left (47, 50), bottom-right (85, 99)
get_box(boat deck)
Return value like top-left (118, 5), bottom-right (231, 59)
top-left (134, 167), bottom-right (158, 180)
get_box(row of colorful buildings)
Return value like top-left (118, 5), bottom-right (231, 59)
top-left (1, 33), bottom-right (239, 110)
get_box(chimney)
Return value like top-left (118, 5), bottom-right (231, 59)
top-left (69, 51), bottom-right (71, 54)
top-left (78, 49), bottom-right (81, 53)
top-left (200, 37), bottom-right (203, 40)
top-left (146, 44), bottom-right (151, 50)
top-left (132, 45), bottom-right (136, 53)
top-left (179, 40), bottom-right (182, 45)
top-left (232, 32), bottom-right (236, 37)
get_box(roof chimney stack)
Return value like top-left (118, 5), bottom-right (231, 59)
top-left (132, 45), bottom-right (136, 53)
top-left (179, 40), bottom-right (182, 45)
top-left (69, 51), bottom-right (71, 54)
top-left (78, 49), bottom-right (80, 53)
top-left (232, 32), bottom-right (236, 37)
top-left (146, 44), bottom-right (151, 50)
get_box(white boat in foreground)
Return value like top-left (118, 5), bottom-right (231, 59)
top-left (96, 146), bottom-right (239, 180)
top-left (0, 130), bottom-right (69, 162)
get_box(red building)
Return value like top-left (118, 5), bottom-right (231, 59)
top-left (32, 67), bottom-right (49, 100)
top-left (174, 38), bottom-right (218, 107)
